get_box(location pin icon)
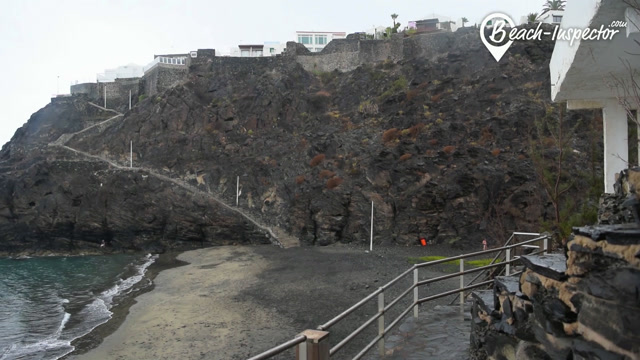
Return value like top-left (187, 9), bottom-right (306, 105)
top-left (480, 13), bottom-right (516, 62)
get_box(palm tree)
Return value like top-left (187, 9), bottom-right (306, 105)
top-left (541, 0), bottom-right (566, 15)
top-left (527, 13), bottom-right (539, 23)
top-left (461, 17), bottom-right (469, 27)
top-left (391, 13), bottom-right (399, 28)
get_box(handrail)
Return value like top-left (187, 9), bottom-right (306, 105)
top-left (330, 312), bottom-right (382, 355)
top-left (417, 279), bottom-right (494, 304)
top-left (318, 287), bottom-right (384, 330)
top-left (416, 260), bottom-right (508, 287)
top-left (448, 232), bottom-right (544, 305)
top-left (249, 232), bottom-right (551, 360)
top-left (247, 335), bottom-right (306, 360)
top-left (413, 236), bottom-right (545, 269)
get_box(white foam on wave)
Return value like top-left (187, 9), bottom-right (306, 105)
top-left (99, 253), bottom-right (157, 308)
top-left (2, 254), bottom-right (158, 360)
top-left (0, 312), bottom-right (73, 360)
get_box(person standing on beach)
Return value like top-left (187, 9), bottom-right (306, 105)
top-left (482, 239), bottom-right (488, 251)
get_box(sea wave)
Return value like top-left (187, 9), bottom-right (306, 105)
top-left (0, 254), bottom-right (157, 360)
top-left (0, 312), bottom-right (72, 360)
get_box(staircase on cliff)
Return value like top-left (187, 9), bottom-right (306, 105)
top-left (49, 101), bottom-right (299, 248)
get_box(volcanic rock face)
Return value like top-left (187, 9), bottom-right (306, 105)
top-left (0, 29), bottom-right (603, 254)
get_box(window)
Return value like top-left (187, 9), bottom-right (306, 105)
top-left (315, 35), bottom-right (327, 45)
top-left (190, 51), bottom-right (198, 58)
top-left (241, 50), bottom-right (250, 57)
top-left (254, 50), bottom-right (263, 57)
top-left (552, 15), bottom-right (563, 23)
top-left (298, 35), bottom-right (313, 44)
top-left (270, 48), bottom-right (275, 54)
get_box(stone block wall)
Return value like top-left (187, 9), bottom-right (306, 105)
top-left (142, 65), bottom-right (189, 97)
top-left (70, 83), bottom-right (99, 99)
top-left (598, 167), bottom-right (638, 224)
top-left (291, 30), bottom-right (464, 73)
top-left (189, 48), bottom-right (216, 72)
top-left (470, 225), bottom-right (640, 360)
top-left (101, 78), bottom-right (140, 111)
top-left (70, 78), bottom-right (140, 112)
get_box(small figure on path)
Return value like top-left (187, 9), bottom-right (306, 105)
top-left (482, 238), bottom-right (488, 251)
top-left (100, 240), bottom-right (105, 248)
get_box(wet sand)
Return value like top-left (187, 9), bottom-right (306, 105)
top-left (69, 244), bottom-right (466, 360)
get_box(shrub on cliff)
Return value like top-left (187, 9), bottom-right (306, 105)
top-left (327, 177), bottom-right (343, 189)
top-left (310, 154), bottom-right (325, 167)
top-left (382, 128), bottom-right (400, 143)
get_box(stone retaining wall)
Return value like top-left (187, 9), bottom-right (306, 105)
top-left (470, 225), bottom-right (640, 359)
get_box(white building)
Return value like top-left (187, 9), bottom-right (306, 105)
top-left (143, 54), bottom-right (189, 74)
top-left (97, 63), bottom-right (144, 82)
top-left (229, 42), bottom-right (286, 57)
top-left (538, 10), bottom-right (565, 24)
top-left (550, 0), bottom-right (640, 193)
top-left (411, 14), bottom-right (459, 32)
top-left (295, 31), bottom-right (346, 52)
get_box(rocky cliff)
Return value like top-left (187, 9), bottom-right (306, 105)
top-left (0, 27), bottom-right (604, 255)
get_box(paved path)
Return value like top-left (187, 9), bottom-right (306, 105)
top-left (364, 305), bottom-right (471, 360)
top-left (48, 101), bottom-right (300, 248)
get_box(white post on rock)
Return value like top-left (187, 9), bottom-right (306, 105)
top-left (130, 141), bottom-right (132, 168)
top-left (104, 84), bottom-right (107, 108)
top-left (370, 201), bottom-right (374, 252)
top-left (129, 90), bottom-right (132, 110)
top-left (236, 176), bottom-right (240, 206)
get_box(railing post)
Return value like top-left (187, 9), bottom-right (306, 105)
top-left (413, 267), bottom-right (419, 318)
top-left (296, 330), bottom-right (329, 360)
top-left (505, 248), bottom-right (511, 276)
top-left (543, 236), bottom-right (549, 254)
top-left (378, 290), bottom-right (385, 356)
top-left (459, 257), bottom-right (465, 312)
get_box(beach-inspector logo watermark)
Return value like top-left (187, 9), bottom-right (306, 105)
top-left (480, 12), bottom-right (624, 62)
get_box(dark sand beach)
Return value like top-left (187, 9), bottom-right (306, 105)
top-left (68, 244), bottom-right (469, 360)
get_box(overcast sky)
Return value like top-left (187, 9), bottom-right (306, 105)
top-left (0, 0), bottom-right (546, 147)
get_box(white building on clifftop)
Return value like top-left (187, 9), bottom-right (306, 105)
top-left (295, 31), bottom-right (346, 52)
top-left (96, 63), bottom-right (144, 82)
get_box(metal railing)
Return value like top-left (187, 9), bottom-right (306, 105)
top-left (248, 233), bottom-right (550, 360)
top-left (248, 335), bottom-right (306, 360)
top-left (448, 232), bottom-right (545, 305)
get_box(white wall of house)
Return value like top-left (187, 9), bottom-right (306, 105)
top-left (550, 0), bottom-right (640, 193)
top-left (295, 31), bottom-right (346, 52)
top-left (229, 42), bottom-right (285, 57)
top-left (538, 10), bottom-right (565, 24)
top-left (97, 64), bottom-right (144, 82)
top-left (263, 42), bottom-right (286, 56)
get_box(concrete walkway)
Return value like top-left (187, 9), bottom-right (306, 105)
top-left (365, 305), bottom-right (471, 360)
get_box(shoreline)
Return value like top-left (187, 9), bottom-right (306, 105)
top-left (62, 251), bottom-right (189, 359)
top-left (67, 243), bottom-right (470, 360)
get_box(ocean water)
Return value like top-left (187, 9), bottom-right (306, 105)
top-left (0, 253), bottom-right (157, 360)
